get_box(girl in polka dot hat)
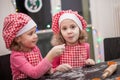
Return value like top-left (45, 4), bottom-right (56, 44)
top-left (51, 10), bottom-right (95, 72)
top-left (2, 13), bottom-right (65, 80)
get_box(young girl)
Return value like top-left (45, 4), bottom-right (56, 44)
top-left (51, 10), bottom-right (95, 72)
top-left (2, 13), bottom-right (65, 80)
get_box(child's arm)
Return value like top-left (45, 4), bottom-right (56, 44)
top-left (52, 57), bottom-right (72, 72)
top-left (45, 56), bottom-right (60, 74)
top-left (45, 44), bottom-right (65, 62)
top-left (85, 43), bottom-right (95, 65)
top-left (11, 53), bottom-right (52, 79)
top-left (52, 56), bottom-right (60, 68)
top-left (11, 44), bottom-right (65, 79)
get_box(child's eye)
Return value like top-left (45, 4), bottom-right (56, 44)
top-left (62, 27), bottom-right (67, 30)
top-left (71, 25), bottom-right (76, 29)
top-left (28, 31), bottom-right (36, 35)
top-left (28, 32), bottom-right (33, 35)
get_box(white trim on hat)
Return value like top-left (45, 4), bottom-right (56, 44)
top-left (16, 20), bottom-right (37, 37)
top-left (59, 13), bottom-right (82, 30)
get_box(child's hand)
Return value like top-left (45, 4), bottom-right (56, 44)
top-left (45, 44), bottom-right (65, 62)
top-left (85, 59), bottom-right (95, 66)
top-left (50, 44), bottom-right (65, 57)
top-left (56, 64), bottom-right (72, 72)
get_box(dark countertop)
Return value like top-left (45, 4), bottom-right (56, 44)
top-left (29, 59), bottom-right (120, 80)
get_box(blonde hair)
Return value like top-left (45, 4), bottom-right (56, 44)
top-left (51, 29), bottom-right (88, 46)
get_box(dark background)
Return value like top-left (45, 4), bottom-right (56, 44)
top-left (15, 0), bottom-right (84, 30)
top-left (16, 0), bottom-right (52, 30)
top-left (61, 0), bottom-right (83, 16)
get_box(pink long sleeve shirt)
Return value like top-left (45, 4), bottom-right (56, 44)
top-left (10, 46), bottom-right (52, 80)
top-left (52, 43), bottom-right (90, 68)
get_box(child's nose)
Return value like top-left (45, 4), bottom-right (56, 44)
top-left (67, 29), bottom-right (72, 33)
top-left (34, 33), bottom-right (38, 39)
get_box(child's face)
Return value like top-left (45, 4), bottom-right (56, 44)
top-left (60, 19), bottom-right (80, 45)
top-left (17, 27), bottom-right (38, 49)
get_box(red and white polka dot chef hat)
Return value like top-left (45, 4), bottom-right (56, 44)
top-left (52, 10), bottom-right (87, 34)
top-left (2, 13), bottom-right (37, 49)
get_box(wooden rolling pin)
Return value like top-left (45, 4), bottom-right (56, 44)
top-left (102, 63), bottom-right (117, 79)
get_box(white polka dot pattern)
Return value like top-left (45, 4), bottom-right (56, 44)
top-left (60, 44), bottom-right (89, 68)
top-left (2, 13), bottom-right (31, 48)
